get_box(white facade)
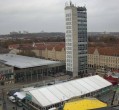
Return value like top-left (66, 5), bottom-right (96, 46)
top-left (65, 2), bottom-right (88, 77)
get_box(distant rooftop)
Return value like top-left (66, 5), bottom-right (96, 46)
top-left (88, 47), bottom-right (119, 56)
top-left (0, 54), bottom-right (63, 69)
top-left (0, 46), bottom-right (9, 54)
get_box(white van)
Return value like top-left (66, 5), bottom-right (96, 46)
top-left (48, 107), bottom-right (57, 110)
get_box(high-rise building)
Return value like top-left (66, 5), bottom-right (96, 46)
top-left (65, 2), bottom-right (88, 77)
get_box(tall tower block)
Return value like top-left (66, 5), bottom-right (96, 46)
top-left (65, 2), bottom-right (88, 77)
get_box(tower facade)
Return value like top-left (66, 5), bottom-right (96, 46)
top-left (65, 2), bottom-right (88, 77)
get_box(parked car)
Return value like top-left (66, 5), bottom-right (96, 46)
top-left (7, 89), bottom-right (20, 96)
top-left (8, 96), bottom-right (16, 103)
top-left (48, 107), bottom-right (57, 110)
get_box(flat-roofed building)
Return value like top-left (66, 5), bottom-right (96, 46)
top-left (0, 54), bottom-right (65, 83)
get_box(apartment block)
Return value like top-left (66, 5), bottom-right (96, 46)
top-left (65, 2), bottom-right (88, 77)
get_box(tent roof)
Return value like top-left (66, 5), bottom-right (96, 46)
top-left (27, 75), bottom-right (112, 107)
top-left (14, 92), bottom-right (26, 100)
top-left (64, 98), bottom-right (107, 110)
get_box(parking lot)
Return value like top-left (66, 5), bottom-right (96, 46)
top-left (0, 74), bottom-right (71, 109)
top-left (0, 93), bottom-right (22, 110)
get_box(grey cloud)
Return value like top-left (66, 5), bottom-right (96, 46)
top-left (0, 0), bottom-right (119, 34)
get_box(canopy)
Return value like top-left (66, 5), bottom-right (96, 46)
top-left (27, 75), bottom-right (112, 107)
top-left (14, 92), bottom-right (26, 100)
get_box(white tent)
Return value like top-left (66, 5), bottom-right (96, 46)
top-left (14, 92), bottom-right (26, 100)
top-left (27, 75), bottom-right (112, 107)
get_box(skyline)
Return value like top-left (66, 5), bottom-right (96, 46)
top-left (0, 0), bottom-right (119, 34)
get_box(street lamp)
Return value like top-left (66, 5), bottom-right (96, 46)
top-left (13, 95), bottom-right (17, 110)
top-left (2, 88), bottom-right (7, 110)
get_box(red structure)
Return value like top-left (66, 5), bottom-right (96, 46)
top-left (104, 73), bottom-right (118, 85)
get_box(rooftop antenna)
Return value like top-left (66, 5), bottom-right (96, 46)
top-left (70, 0), bottom-right (72, 6)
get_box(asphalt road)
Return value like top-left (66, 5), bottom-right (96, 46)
top-left (0, 90), bottom-right (23, 110)
top-left (0, 74), bottom-right (70, 92)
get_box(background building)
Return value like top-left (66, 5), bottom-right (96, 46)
top-left (88, 47), bottom-right (119, 71)
top-left (65, 2), bottom-right (88, 77)
top-left (9, 42), bottom-right (119, 75)
top-left (0, 46), bottom-right (9, 54)
top-left (9, 42), bottom-right (66, 61)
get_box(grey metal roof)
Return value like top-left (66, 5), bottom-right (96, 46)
top-left (0, 54), bottom-right (63, 68)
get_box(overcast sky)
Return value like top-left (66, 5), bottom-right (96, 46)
top-left (0, 0), bottom-right (119, 34)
